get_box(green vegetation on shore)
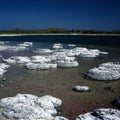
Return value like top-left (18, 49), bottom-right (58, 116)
top-left (0, 28), bottom-right (120, 35)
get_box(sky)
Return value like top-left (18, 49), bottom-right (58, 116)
top-left (0, 0), bottom-right (120, 31)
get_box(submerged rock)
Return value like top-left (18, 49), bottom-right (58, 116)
top-left (103, 87), bottom-right (116, 92)
top-left (2, 78), bottom-right (7, 81)
top-left (0, 94), bottom-right (68, 120)
top-left (76, 108), bottom-right (120, 120)
top-left (73, 86), bottom-right (90, 92)
top-left (113, 97), bottom-right (120, 108)
top-left (86, 62), bottom-right (120, 80)
top-left (0, 84), bottom-right (4, 87)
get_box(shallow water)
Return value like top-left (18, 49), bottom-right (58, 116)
top-left (0, 36), bottom-right (120, 120)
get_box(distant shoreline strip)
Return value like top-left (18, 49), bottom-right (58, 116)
top-left (0, 33), bottom-right (120, 37)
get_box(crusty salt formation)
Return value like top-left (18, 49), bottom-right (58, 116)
top-left (86, 62), bottom-right (120, 80)
top-left (76, 108), bottom-right (120, 120)
top-left (0, 94), bottom-right (68, 120)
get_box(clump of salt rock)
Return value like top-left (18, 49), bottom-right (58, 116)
top-left (76, 108), bottom-right (120, 120)
top-left (73, 86), bottom-right (90, 92)
top-left (86, 62), bottom-right (120, 80)
top-left (0, 94), bottom-right (68, 120)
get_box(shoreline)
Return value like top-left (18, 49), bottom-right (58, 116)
top-left (0, 33), bottom-right (120, 36)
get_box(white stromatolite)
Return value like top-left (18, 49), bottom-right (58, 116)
top-left (86, 62), bottom-right (120, 80)
top-left (0, 94), bottom-right (68, 120)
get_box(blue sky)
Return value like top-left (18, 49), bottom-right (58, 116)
top-left (0, 0), bottom-right (120, 30)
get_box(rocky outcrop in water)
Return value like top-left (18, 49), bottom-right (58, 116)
top-left (0, 94), bottom-right (68, 120)
top-left (86, 62), bottom-right (120, 80)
